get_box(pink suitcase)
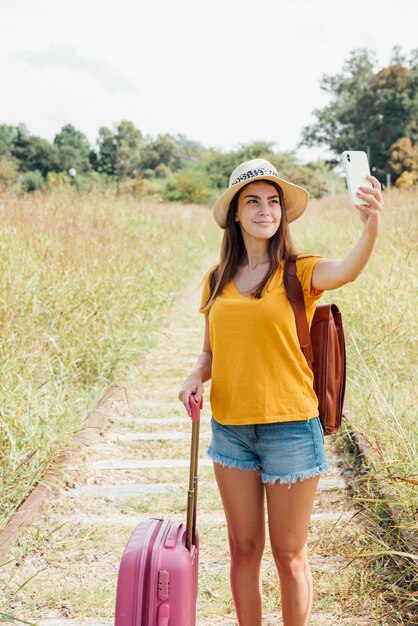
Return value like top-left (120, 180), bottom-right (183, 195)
top-left (115, 396), bottom-right (201, 626)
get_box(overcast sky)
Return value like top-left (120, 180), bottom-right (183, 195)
top-left (0, 0), bottom-right (417, 162)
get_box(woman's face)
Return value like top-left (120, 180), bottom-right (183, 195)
top-left (235, 180), bottom-right (282, 242)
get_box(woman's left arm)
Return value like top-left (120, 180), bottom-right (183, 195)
top-left (312, 176), bottom-right (384, 291)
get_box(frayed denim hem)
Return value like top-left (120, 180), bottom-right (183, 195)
top-left (207, 446), bottom-right (260, 471)
top-left (260, 462), bottom-right (331, 488)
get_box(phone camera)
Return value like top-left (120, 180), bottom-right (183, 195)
top-left (347, 154), bottom-right (351, 162)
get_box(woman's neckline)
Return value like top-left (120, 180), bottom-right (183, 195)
top-left (230, 281), bottom-right (253, 298)
top-left (231, 265), bottom-right (282, 298)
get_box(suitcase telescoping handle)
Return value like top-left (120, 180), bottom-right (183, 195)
top-left (186, 394), bottom-right (201, 552)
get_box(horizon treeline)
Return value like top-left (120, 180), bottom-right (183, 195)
top-left (0, 122), bottom-right (344, 202)
top-left (0, 47), bottom-right (417, 202)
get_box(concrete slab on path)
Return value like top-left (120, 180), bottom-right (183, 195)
top-left (81, 458), bottom-right (213, 470)
top-left (68, 482), bottom-right (218, 498)
top-left (68, 475), bottom-right (347, 498)
top-left (111, 416), bottom-right (192, 425)
top-left (109, 431), bottom-right (211, 442)
top-left (35, 616), bottom-right (365, 626)
top-left (37, 622), bottom-right (113, 626)
top-left (35, 614), bottom-right (372, 626)
top-left (68, 509), bottom-right (356, 527)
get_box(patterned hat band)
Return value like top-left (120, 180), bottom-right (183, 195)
top-left (232, 167), bottom-right (279, 186)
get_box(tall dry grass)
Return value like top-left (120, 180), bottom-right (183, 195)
top-left (0, 189), bottom-right (220, 526)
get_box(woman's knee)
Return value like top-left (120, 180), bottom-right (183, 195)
top-left (271, 543), bottom-right (308, 577)
top-left (229, 534), bottom-right (265, 564)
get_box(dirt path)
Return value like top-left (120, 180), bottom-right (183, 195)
top-left (2, 263), bottom-right (380, 625)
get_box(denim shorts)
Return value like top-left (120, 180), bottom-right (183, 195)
top-left (207, 416), bottom-right (330, 486)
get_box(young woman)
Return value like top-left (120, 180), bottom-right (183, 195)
top-left (178, 158), bottom-right (383, 626)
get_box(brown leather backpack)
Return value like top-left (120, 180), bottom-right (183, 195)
top-left (284, 258), bottom-right (346, 435)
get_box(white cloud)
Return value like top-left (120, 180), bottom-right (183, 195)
top-left (13, 47), bottom-right (138, 93)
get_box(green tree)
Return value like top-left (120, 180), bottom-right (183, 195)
top-left (301, 49), bottom-right (377, 158)
top-left (268, 152), bottom-right (342, 198)
top-left (115, 120), bottom-right (143, 181)
top-left (301, 48), bottom-right (418, 176)
top-left (203, 141), bottom-right (275, 190)
top-left (96, 121), bottom-right (143, 187)
top-left (203, 150), bottom-right (239, 190)
top-left (96, 126), bottom-right (117, 175)
top-left (370, 61), bottom-right (418, 170)
top-left (235, 140), bottom-right (275, 162)
top-left (54, 124), bottom-right (92, 173)
top-left (0, 124), bottom-right (18, 157)
top-left (140, 134), bottom-right (181, 176)
top-left (11, 125), bottom-right (59, 177)
top-left (172, 134), bottom-right (206, 165)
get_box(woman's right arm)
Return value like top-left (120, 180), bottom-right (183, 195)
top-left (178, 314), bottom-right (212, 417)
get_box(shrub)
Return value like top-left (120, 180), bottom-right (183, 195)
top-left (164, 169), bottom-right (212, 204)
top-left (395, 170), bottom-right (417, 188)
top-left (19, 170), bottom-right (45, 192)
top-left (0, 156), bottom-right (19, 189)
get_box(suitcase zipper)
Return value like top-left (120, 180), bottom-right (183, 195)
top-left (141, 518), bottom-right (167, 625)
top-left (147, 519), bottom-right (184, 624)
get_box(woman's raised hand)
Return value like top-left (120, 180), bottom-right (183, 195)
top-left (354, 175), bottom-right (384, 237)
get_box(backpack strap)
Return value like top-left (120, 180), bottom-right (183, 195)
top-left (284, 258), bottom-right (314, 369)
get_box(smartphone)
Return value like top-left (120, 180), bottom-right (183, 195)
top-left (342, 151), bottom-right (373, 205)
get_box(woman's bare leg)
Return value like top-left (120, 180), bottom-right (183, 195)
top-left (266, 476), bottom-right (320, 626)
top-left (213, 464), bottom-right (265, 626)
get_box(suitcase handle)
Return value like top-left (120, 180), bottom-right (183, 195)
top-left (186, 395), bottom-right (201, 551)
top-left (190, 394), bottom-right (202, 421)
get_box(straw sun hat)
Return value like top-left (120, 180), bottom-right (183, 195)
top-left (212, 158), bottom-right (309, 229)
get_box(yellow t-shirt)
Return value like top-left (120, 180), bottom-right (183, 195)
top-left (199, 255), bottom-right (325, 425)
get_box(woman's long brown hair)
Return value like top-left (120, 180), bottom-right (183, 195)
top-left (202, 181), bottom-right (298, 311)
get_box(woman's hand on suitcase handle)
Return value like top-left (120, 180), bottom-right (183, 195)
top-left (189, 393), bottom-right (202, 421)
top-left (178, 376), bottom-right (204, 417)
